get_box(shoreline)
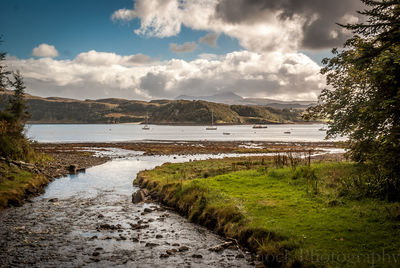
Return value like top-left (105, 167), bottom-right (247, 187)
top-left (26, 122), bottom-right (324, 125)
top-left (34, 140), bottom-right (344, 156)
top-left (0, 147), bottom-right (110, 211)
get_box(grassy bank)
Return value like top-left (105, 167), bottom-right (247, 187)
top-left (0, 161), bottom-right (49, 211)
top-left (135, 157), bottom-right (400, 267)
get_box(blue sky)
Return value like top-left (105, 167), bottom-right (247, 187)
top-left (0, 0), bottom-right (242, 61)
top-left (0, 0), bottom-right (362, 101)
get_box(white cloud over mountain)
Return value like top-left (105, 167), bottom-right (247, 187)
top-left (6, 48), bottom-right (324, 101)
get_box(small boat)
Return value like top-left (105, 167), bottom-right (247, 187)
top-left (223, 132), bottom-right (231, 135)
top-left (142, 112), bottom-right (150, 130)
top-left (284, 130), bottom-right (291, 134)
top-left (252, 125), bottom-right (268, 129)
top-left (206, 111), bottom-right (217, 130)
top-left (319, 125), bottom-right (327, 131)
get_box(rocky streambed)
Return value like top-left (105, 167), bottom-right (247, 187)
top-left (0, 148), bottom-right (257, 267)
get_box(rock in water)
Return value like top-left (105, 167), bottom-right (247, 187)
top-left (132, 190), bottom-right (146, 204)
top-left (68, 164), bottom-right (78, 174)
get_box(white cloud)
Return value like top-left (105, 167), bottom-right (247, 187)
top-left (112, 0), bottom-right (184, 38)
top-left (169, 42), bottom-right (197, 54)
top-left (75, 50), bottom-right (154, 66)
top-left (112, 0), bottom-right (304, 53)
top-left (6, 49), bottom-right (324, 101)
top-left (111, 8), bottom-right (136, 21)
top-left (32, 43), bottom-right (59, 58)
top-left (199, 32), bottom-right (219, 47)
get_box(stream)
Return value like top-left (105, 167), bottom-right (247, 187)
top-left (0, 148), bottom-right (257, 267)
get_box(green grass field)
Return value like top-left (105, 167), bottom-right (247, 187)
top-left (0, 162), bottom-right (49, 211)
top-left (136, 157), bottom-right (400, 267)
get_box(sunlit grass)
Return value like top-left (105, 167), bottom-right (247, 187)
top-left (136, 157), bottom-right (400, 267)
top-left (0, 162), bottom-right (49, 210)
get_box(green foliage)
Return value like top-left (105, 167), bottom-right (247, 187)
top-left (0, 37), bottom-right (33, 161)
top-left (305, 1), bottom-right (400, 200)
top-left (0, 162), bottom-right (49, 211)
top-left (137, 157), bottom-right (400, 267)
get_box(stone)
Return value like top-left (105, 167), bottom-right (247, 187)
top-left (155, 234), bottom-right (163, 239)
top-left (178, 246), bottom-right (189, 252)
top-left (166, 249), bottom-right (178, 255)
top-left (145, 242), bottom-right (159, 247)
top-left (192, 254), bottom-right (203, 258)
top-left (236, 253), bottom-right (245, 258)
top-left (132, 190), bottom-right (146, 204)
top-left (68, 164), bottom-right (78, 174)
top-left (208, 241), bottom-right (233, 252)
top-left (160, 253), bottom-right (169, 258)
top-left (143, 208), bottom-right (152, 213)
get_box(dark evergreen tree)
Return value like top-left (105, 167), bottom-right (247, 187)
top-left (7, 71), bottom-right (30, 126)
top-left (0, 36), bottom-right (33, 160)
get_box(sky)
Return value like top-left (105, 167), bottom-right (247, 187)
top-left (0, 0), bottom-right (364, 101)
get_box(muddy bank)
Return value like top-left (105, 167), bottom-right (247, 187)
top-left (0, 148), bottom-right (109, 211)
top-left (34, 147), bottom-right (110, 179)
top-left (35, 140), bottom-right (343, 156)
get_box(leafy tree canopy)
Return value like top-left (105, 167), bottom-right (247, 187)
top-left (305, 0), bottom-right (400, 200)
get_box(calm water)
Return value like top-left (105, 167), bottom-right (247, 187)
top-left (38, 147), bottom-right (343, 200)
top-left (26, 124), bottom-right (346, 143)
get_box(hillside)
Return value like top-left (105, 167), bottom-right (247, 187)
top-left (175, 91), bottom-right (316, 109)
top-left (0, 90), bottom-right (306, 124)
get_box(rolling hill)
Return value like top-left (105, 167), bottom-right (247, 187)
top-left (0, 90), bottom-right (308, 124)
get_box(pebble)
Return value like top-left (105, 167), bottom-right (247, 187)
top-left (178, 246), bottom-right (189, 252)
top-left (166, 249), bottom-right (178, 255)
top-left (145, 242), bottom-right (159, 247)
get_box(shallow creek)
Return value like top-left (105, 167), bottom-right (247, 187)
top-left (0, 148), bottom-right (259, 267)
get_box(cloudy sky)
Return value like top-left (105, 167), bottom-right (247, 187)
top-left (0, 0), bottom-right (363, 101)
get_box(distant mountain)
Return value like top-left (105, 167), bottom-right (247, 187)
top-left (176, 92), bottom-right (243, 103)
top-left (0, 90), bottom-right (309, 124)
top-left (175, 92), bottom-right (316, 109)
